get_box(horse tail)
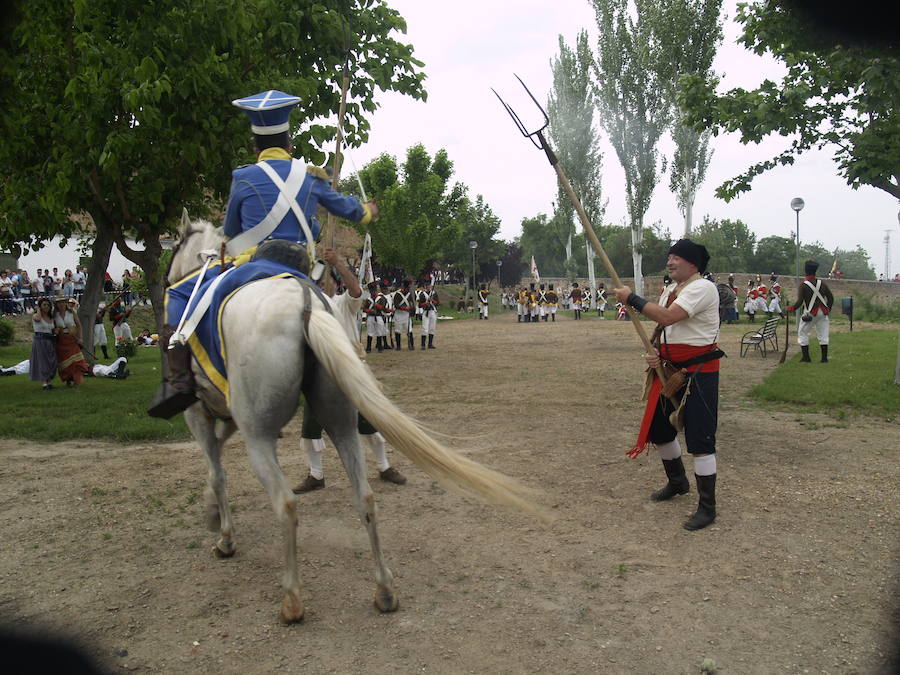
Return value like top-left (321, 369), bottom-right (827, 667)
top-left (305, 309), bottom-right (549, 521)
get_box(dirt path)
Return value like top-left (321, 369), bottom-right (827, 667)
top-left (1, 313), bottom-right (897, 673)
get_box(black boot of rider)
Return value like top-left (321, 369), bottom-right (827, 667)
top-left (800, 345), bottom-right (811, 362)
top-left (147, 324), bottom-right (198, 419)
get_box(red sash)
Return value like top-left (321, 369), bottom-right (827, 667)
top-left (626, 343), bottom-right (719, 459)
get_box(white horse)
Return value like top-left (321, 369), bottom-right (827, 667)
top-left (168, 214), bottom-right (543, 623)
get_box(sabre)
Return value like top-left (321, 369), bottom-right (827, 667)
top-left (492, 74), bottom-right (667, 386)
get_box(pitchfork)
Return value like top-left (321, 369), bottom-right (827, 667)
top-left (492, 75), bottom-right (664, 379)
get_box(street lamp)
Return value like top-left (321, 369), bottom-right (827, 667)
top-left (791, 197), bottom-right (805, 280)
top-left (469, 240), bottom-right (478, 310)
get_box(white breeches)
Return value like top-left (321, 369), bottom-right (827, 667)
top-left (768, 297), bottom-right (782, 313)
top-left (479, 304), bottom-right (488, 318)
top-left (754, 297), bottom-right (768, 313)
top-left (517, 302), bottom-right (526, 315)
top-left (797, 313), bottom-right (829, 346)
top-left (420, 311), bottom-right (436, 335)
top-left (366, 316), bottom-right (387, 337)
top-left (93, 324), bottom-right (108, 346)
top-left (394, 310), bottom-right (411, 333)
top-left (113, 322), bottom-right (132, 341)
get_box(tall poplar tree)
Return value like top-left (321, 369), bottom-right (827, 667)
top-left (655, 0), bottom-right (723, 236)
top-left (590, 0), bottom-right (671, 296)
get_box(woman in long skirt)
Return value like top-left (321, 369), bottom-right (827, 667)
top-left (30, 298), bottom-right (57, 390)
top-left (53, 297), bottom-right (90, 387)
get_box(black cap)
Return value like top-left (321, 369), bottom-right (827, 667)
top-left (668, 239), bottom-right (710, 273)
top-left (805, 259), bottom-right (819, 275)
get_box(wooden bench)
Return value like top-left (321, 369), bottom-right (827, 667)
top-left (740, 317), bottom-right (780, 357)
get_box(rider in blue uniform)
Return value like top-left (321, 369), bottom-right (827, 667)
top-left (149, 89), bottom-right (377, 419)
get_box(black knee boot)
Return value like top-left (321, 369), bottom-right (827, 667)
top-left (684, 474), bottom-right (716, 531)
top-left (800, 345), bottom-right (811, 362)
top-left (408, 333), bottom-right (414, 351)
top-left (101, 344), bottom-right (109, 360)
top-left (395, 333), bottom-right (402, 352)
top-left (366, 335), bottom-right (372, 353)
top-left (427, 334), bottom-right (436, 349)
top-left (376, 336), bottom-right (384, 353)
top-left (421, 335), bottom-right (427, 350)
top-left (650, 457), bottom-right (690, 501)
top-left (147, 325), bottom-right (197, 419)
top-left (551, 314), bottom-right (555, 322)
top-left (820, 345), bottom-right (828, 362)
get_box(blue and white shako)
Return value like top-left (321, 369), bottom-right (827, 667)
top-left (231, 90), bottom-right (301, 135)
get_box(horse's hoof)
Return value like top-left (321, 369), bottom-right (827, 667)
top-left (374, 589), bottom-right (399, 613)
top-left (213, 541), bottom-right (235, 558)
top-left (280, 589), bottom-right (304, 624)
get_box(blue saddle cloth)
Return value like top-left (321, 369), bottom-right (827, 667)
top-left (166, 259), bottom-right (308, 401)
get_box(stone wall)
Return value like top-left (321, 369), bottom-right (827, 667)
top-left (518, 274), bottom-right (900, 305)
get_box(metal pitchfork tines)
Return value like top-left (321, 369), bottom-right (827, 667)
top-left (492, 74), bottom-right (670, 408)
top-left (491, 74), bottom-right (558, 167)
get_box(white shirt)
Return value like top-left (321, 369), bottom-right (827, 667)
top-left (659, 278), bottom-right (720, 346)
top-left (327, 291), bottom-right (364, 344)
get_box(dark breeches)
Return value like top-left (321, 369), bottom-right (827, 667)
top-left (648, 371), bottom-right (719, 455)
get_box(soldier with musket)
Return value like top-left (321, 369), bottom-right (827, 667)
top-left (614, 239), bottom-right (723, 531)
top-left (391, 278), bottom-right (415, 351)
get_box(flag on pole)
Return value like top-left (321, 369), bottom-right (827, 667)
top-left (358, 233), bottom-right (375, 284)
top-left (565, 231), bottom-right (572, 262)
top-left (530, 255), bottom-right (540, 282)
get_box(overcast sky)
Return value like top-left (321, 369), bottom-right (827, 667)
top-left (346, 0), bottom-right (898, 277)
top-left (16, 0), bottom-right (898, 279)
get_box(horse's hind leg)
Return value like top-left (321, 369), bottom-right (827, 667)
top-left (308, 383), bottom-right (398, 613)
top-left (185, 407), bottom-right (236, 557)
top-left (242, 431), bottom-right (304, 624)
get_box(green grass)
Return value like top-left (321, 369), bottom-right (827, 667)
top-left (749, 329), bottom-right (900, 419)
top-left (0, 335), bottom-right (189, 443)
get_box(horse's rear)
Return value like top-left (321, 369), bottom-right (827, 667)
top-left (187, 277), bottom-right (394, 622)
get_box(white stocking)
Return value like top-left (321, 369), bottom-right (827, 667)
top-left (362, 432), bottom-right (391, 471)
top-left (657, 439), bottom-right (682, 460)
top-left (303, 437), bottom-right (325, 479)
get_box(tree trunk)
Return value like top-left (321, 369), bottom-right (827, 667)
top-left (113, 235), bottom-right (166, 371)
top-left (77, 227), bottom-right (115, 365)
top-left (631, 222), bottom-right (644, 297)
top-left (684, 172), bottom-right (694, 237)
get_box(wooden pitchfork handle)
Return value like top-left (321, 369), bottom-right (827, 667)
top-left (536, 130), bottom-right (667, 385)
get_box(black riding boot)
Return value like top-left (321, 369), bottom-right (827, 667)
top-left (100, 344), bottom-right (109, 360)
top-left (147, 325), bottom-right (198, 419)
top-left (650, 457), bottom-right (690, 501)
top-left (820, 345), bottom-right (829, 363)
top-left (421, 335), bottom-right (427, 350)
top-left (427, 334), bottom-right (436, 349)
top-left (366, 335), bottom-right (372, 353)
top-left (800, 345), bottom-right (811, 362)
top-left (683, 474), bottom-right (717, 531)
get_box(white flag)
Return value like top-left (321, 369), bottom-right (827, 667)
top-left (358, 233), bottom-right (375, 284)
top-left (530, 255), bottom-right (540, 282)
